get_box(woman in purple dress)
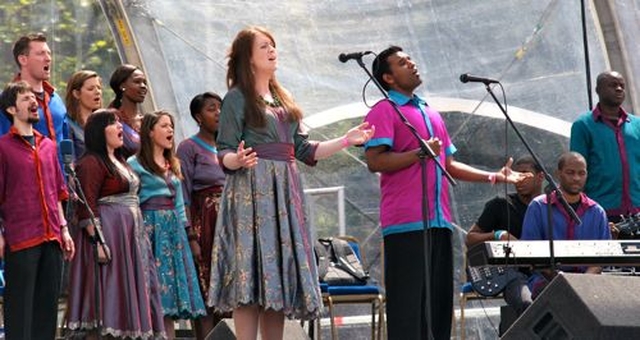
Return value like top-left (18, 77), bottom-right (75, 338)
top-left (65, 109), bottom-right (165, 339)
top-left (177, 92), bottom-right (226, 339)
top-left (108, 64), bottom-right (147, 158)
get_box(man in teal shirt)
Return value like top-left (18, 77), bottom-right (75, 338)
top-left (570, 71), bottom-right (640, 231)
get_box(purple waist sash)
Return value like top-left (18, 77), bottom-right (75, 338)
top-left (140, 196), bottom-right (175, 210)
top-left (252, 143), bottom-right (294, 162)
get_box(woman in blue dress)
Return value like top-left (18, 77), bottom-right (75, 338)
top-left (128, 110), bottom-right (206, 339)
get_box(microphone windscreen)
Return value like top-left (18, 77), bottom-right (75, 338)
top-left (60, 139), bottom-right (74, 157)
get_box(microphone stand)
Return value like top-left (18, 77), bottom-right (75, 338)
top-left (65, 163), bottom-right (110, 339)
top-left (352, 56), bottom-right (456, 340)
top-left (481, 83), bottom-right (581, 271)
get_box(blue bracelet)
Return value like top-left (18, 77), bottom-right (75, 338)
top-left (494, 230), bottom-right (506, 240)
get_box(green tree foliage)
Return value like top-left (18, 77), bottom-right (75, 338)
top-left (0, 0), bottom-right (118, 102)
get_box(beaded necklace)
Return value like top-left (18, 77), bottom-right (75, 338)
top-left (260, 91), bottom-right (282, 108)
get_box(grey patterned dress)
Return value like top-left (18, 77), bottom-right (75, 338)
top-left (207, 88), bottom-right (323, 320)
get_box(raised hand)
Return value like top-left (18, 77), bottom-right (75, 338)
top-left (345, 122), bottom-right (375, 146)
top-left (500, 157), bottom-right (533, 184)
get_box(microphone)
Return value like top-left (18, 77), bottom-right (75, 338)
top-left (339, 51), bottom-right (373, 63)
top-left (60, 139), bottom-right (75, 174)
top-left (459, 73), bottom-right (500, 85)
top-left (60, 139), bottom-right (111, 261)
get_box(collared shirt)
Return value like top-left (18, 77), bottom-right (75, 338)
top-left (522, 192), bottom-right (610, 241)
top-left (570, 104), bottom-right (640, 217)
top-left (0, 75), bottom-right (69, 171)
top-left (0, 127), bottom-right (69, 252)
top-left (521, 192), bottom-right (611, 297)
top-left (364, 90), bottom-right (457, 236)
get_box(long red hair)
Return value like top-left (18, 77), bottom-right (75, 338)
top-left (226, 26), bottom-right (303, 127)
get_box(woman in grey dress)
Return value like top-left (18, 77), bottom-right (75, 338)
top-left (208, 26), bottom-right (374, 340)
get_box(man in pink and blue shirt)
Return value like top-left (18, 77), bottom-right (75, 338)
top-left (364, 45), bottom-right (528, 340)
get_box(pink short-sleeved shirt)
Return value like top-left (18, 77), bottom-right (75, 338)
top-left (364, 91), bottom-right (456, 236)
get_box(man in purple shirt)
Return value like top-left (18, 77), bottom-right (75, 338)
top-left (364, 46), bottom-right (528, 340)
top-left (0, 81), bottom-right (75, 339)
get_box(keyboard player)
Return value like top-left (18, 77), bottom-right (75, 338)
top-left (521, 152), bottom-right (611, 299)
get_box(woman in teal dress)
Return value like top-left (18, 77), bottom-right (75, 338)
top-left (128, 110), bottom-right (206, 338)
top-left (208, 26), bottom-right (374, 340)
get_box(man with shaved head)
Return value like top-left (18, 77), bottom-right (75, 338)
top-left (570, 71), bottom-right (640, 233)
top-left (521, 152), bottom-right (611, 299)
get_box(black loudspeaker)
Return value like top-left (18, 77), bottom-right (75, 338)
top-left (205, 318), bottom-right (310, 340)
top-left (499, 305), bottom-right (518, 336)
top-left (502, 273), bottom-right (640, 339)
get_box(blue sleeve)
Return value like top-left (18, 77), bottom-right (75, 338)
top-left (0, 113), bottom-right (10, 135)
top-left (173, 176), bottom-right (189, 227)
top-left (62, 116), bottom-right (69, 140)
top-left (521, 201), bottom-right (543, 240)
top-left (595, 207), bottom-right (612, 240)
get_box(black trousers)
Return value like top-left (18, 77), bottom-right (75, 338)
top-left (384, 229), bottom-right (453, 340)
top-left (4, 241), bottom-right (63, 340)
